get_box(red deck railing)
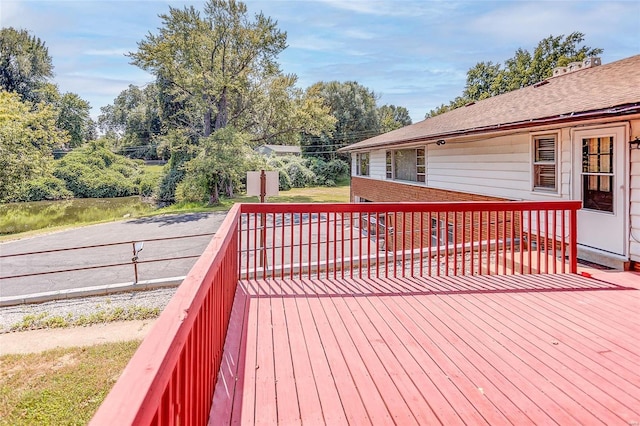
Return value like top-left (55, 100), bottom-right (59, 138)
top-left (239, 201), bottom-right (580, 280)
top-left (90, 204), bottom-right (240, 426)
top-left (91, 200), bottom-right (580, 425)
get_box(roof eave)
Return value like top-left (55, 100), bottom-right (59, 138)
top-left (338, 103), bottom-right (640, 153)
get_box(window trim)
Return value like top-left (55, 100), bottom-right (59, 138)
top-left (431, 218), bottom-right (454, 246)
top-left (355, 152), bottom-right (370, 176)
top-left (385, 147), bottom-right (426, 183)
top-left (531, 133), bottom-right (558, 193)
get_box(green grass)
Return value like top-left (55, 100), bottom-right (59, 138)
top-left (7, 306), bottom-right (161, 333)
top-left (0, 341), bottom-right (140, 425)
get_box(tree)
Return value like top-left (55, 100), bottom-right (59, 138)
top-left (427, 32), bottom-right (603, 117)
top-left (462, 61), bottom-right (503, 101)
top-left (98, 84), bottom-right (163, 154)
top-left (377, 104), bottom-right (412, 133)
top-left (176, 127), bottom-right (257, 204)
top-left (34, 83), bottom-right (95, 148)
top-left (302, 81), bottom-right (380, 159)
top-left (57, 92), bottom-right (94, 147)
top-left (242, 73), bottom-right (336, 146)
top-left (0, 27), bottom-right (54, 102)
top-left (129, 0), bottom-right (287, 136)
top-left (0, 91), bottom-right (68, 201)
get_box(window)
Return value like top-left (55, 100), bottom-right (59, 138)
top-left (386, 147), bottom-right (425, 182)
top-left (582, 136), bottom-right (614, 212)
top-left (431, 218), bottom-right (453, 246)
top-left (356, 153), bottom-right (369, 176)
top-left (532, 135), bottom-right (557, 192)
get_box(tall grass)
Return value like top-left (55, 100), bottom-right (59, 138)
top-left (0, 197), bottom-right (156, 235)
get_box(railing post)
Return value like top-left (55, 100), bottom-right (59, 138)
top-left (569, 207), bottom-right (578, 274)
top-left (131, 242), bottom-right (139, 283)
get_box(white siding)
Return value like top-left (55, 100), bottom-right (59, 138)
top-left (427, 133), bottom-right (569, 201)
top-left (363, 132), bottom-right (571, 201)
top-left (355, 120), bottom-right (640, 263)
top-left (369, 150), bottom-right (387, 180)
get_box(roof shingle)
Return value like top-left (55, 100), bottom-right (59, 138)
top-left (341, 55), bottom-right (640, 152)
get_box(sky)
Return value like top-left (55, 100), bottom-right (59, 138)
top-left (1, 0), bottom-right (639, 123)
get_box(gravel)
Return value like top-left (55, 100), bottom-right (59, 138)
top-left (0, 288), bottom-right (177, 333)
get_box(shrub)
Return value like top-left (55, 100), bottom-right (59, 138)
top-left (285, 161), bottom-right (316, 187)
top-left (156, 168), bottom-right (185, 203)
top-left (15, 176), bottom-right (73, 201)
top-left (52, 142), bottom-right (145, 198)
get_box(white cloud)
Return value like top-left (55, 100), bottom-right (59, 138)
top-left (313, 0), bottom-right (452, 18)
top-left (84, 48), bottom-right (131, 57)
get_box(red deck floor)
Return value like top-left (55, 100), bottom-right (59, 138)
top-left (210, 273), bottom-right (640, 425)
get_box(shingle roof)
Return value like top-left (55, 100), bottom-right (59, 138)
top-left (257, 144), bottom-right (301, 154)
top-left (340, 55), bottom-right (640, 152)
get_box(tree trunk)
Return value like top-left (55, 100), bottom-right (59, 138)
top-left (226, 178), bottom-right (234, 198)
top-left (204, 107), bottom-right (212, 137)
top-left (209, 180), bottom-right (219, 205)
top-left (214, 87), bottom-right (228, 130)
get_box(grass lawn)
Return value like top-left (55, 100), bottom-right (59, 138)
top-left (0, 341), bottom-right (140, 425)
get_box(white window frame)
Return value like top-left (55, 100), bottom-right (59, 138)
top-left (385, 147), bottom-right (425, 183)
top-left (355, 152), bottom-right (369, 176)
top-left (531, 134), bottom-right (558, 193)
top-left (430, 218), bottom-right (454, 246)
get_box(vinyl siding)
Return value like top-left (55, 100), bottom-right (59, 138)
top-left (356, 133), bottom-right (570, 201)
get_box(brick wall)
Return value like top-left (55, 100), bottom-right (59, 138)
top-left (351, 177), bottom-right (520, 252)
top-left (350, 176), bottom-right (508, 203)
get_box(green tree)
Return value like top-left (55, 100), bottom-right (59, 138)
top-left (377, 104), bottom-right (412, 133)
top-left (302, 81), bottom-right (380, 160)
top-left (243, 73), bottom-right (336, 146)
top-left (25, 82), bottom-right (94, 148)
top-left (98, 84), bottom-right (163, 155)
top-left (0, 27), bottom-right (54, 102)
top-left (176, 127), bottom-right (258, 204)
top-left (427, 32), bottom-right (603, 117)
top-left (129, 0), bottom-right (287, 136)
top-left (57, 92), bottom-right (94, 147)
top-left (0, 91), bottom-right (67, 201)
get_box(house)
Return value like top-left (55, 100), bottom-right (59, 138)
top-left (339, 55), bottom-right (640, 270)
top-left (255, 144), bottom-right (301, 156)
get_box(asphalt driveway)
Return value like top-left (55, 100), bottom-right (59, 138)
top-left (0, 212), bottom-right (229, 298)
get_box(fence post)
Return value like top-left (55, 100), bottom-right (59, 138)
top-left (132, 242), bottom-right (139, 283)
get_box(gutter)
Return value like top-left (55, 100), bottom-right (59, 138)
top-left (339, 103), bottom-right (640, 153)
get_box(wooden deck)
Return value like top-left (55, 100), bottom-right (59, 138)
top-left (210, 273), bottom-right (640, 425)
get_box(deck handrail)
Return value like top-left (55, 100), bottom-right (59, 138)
top-left (239, 201), bottom-right (581, 280)
top-left (91, 200), bottom-right (580, 425)
top-left (90, 204), bottom-right (241, 426)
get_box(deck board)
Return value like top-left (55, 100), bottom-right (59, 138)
top-left (210, 273), bottom-right (640, 425)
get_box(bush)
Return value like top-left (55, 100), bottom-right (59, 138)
top-left (267, 155), bottom-right (316, 188)
top-left (278, 170), bottom-right (292, 191)
top-left (156, 168), bottom-right (185, 203)
top-left (52, 142), bottom-right (146, 198)
top-left (136, 173), bottom-right (159, 197)
top-left (15, 176), bottom-right (73, 201)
